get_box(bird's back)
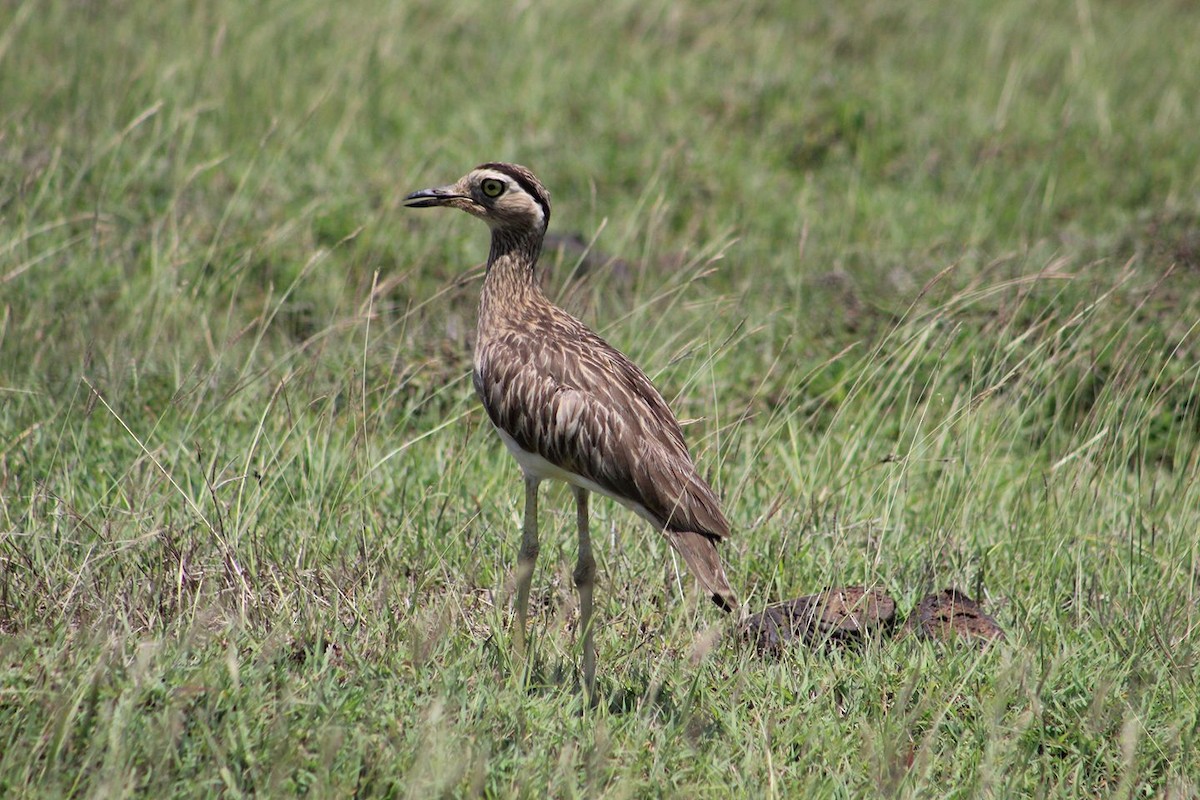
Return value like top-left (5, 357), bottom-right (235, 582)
top-left (474, 300), bottom-right (731, 542)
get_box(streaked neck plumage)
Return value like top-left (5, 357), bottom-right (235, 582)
top-left (478, 224), bottom-right (548, 335)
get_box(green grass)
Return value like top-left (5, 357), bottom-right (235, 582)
top-left (3, 0), bottom-right (1200, 795)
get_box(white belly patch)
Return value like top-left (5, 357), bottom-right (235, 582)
top-left (492, 426), bottom-right (661, 527)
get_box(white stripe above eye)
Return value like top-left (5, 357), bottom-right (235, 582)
top-left (475, 163), bottom-right (551, 229)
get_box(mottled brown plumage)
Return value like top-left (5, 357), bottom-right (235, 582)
top-left (405, 163), bottom-right (738, 693)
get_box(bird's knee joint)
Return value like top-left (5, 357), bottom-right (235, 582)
top-left (573, 559), bottom-right (596, 587)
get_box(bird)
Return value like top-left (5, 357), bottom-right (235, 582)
top-left (404, 162), bottom-right (738, 695)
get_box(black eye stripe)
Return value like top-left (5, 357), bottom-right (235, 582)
top-left (477, 162), bottom-right (551, 225)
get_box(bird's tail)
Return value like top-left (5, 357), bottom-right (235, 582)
top-left (665, 530), bottom-right (739, 614)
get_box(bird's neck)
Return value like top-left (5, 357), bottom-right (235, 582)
top-left (487, 226), bottom-right (543, 279)
top-left (479, 227), bottom-right (547, 327)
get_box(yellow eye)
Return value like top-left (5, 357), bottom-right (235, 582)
top-left (481, 178), bottom-right (505, 198)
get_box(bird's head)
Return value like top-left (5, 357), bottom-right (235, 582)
top-left (404, 162), bottom-right (551, 234)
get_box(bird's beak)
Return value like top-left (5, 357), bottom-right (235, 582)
top-left (403, 184), bottom-right (469, 208)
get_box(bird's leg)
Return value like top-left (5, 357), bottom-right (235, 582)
top-left (515, 475), bottom-right (541, 658)
top-left (572, 486), bottom-right (597, 700)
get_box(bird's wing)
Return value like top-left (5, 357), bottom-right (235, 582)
top-left (475, 324), bottom-right (731, 541)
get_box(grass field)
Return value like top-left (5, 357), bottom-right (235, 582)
top-left (3, 0), bottom-right (1200, 796)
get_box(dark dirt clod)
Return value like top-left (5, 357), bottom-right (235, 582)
top-left (741, 586), bottom-right (897, 655)
top-left (901, 588), bottom-right (1005, 646)
top-left (741, 586), bottom-right (1006, 655)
